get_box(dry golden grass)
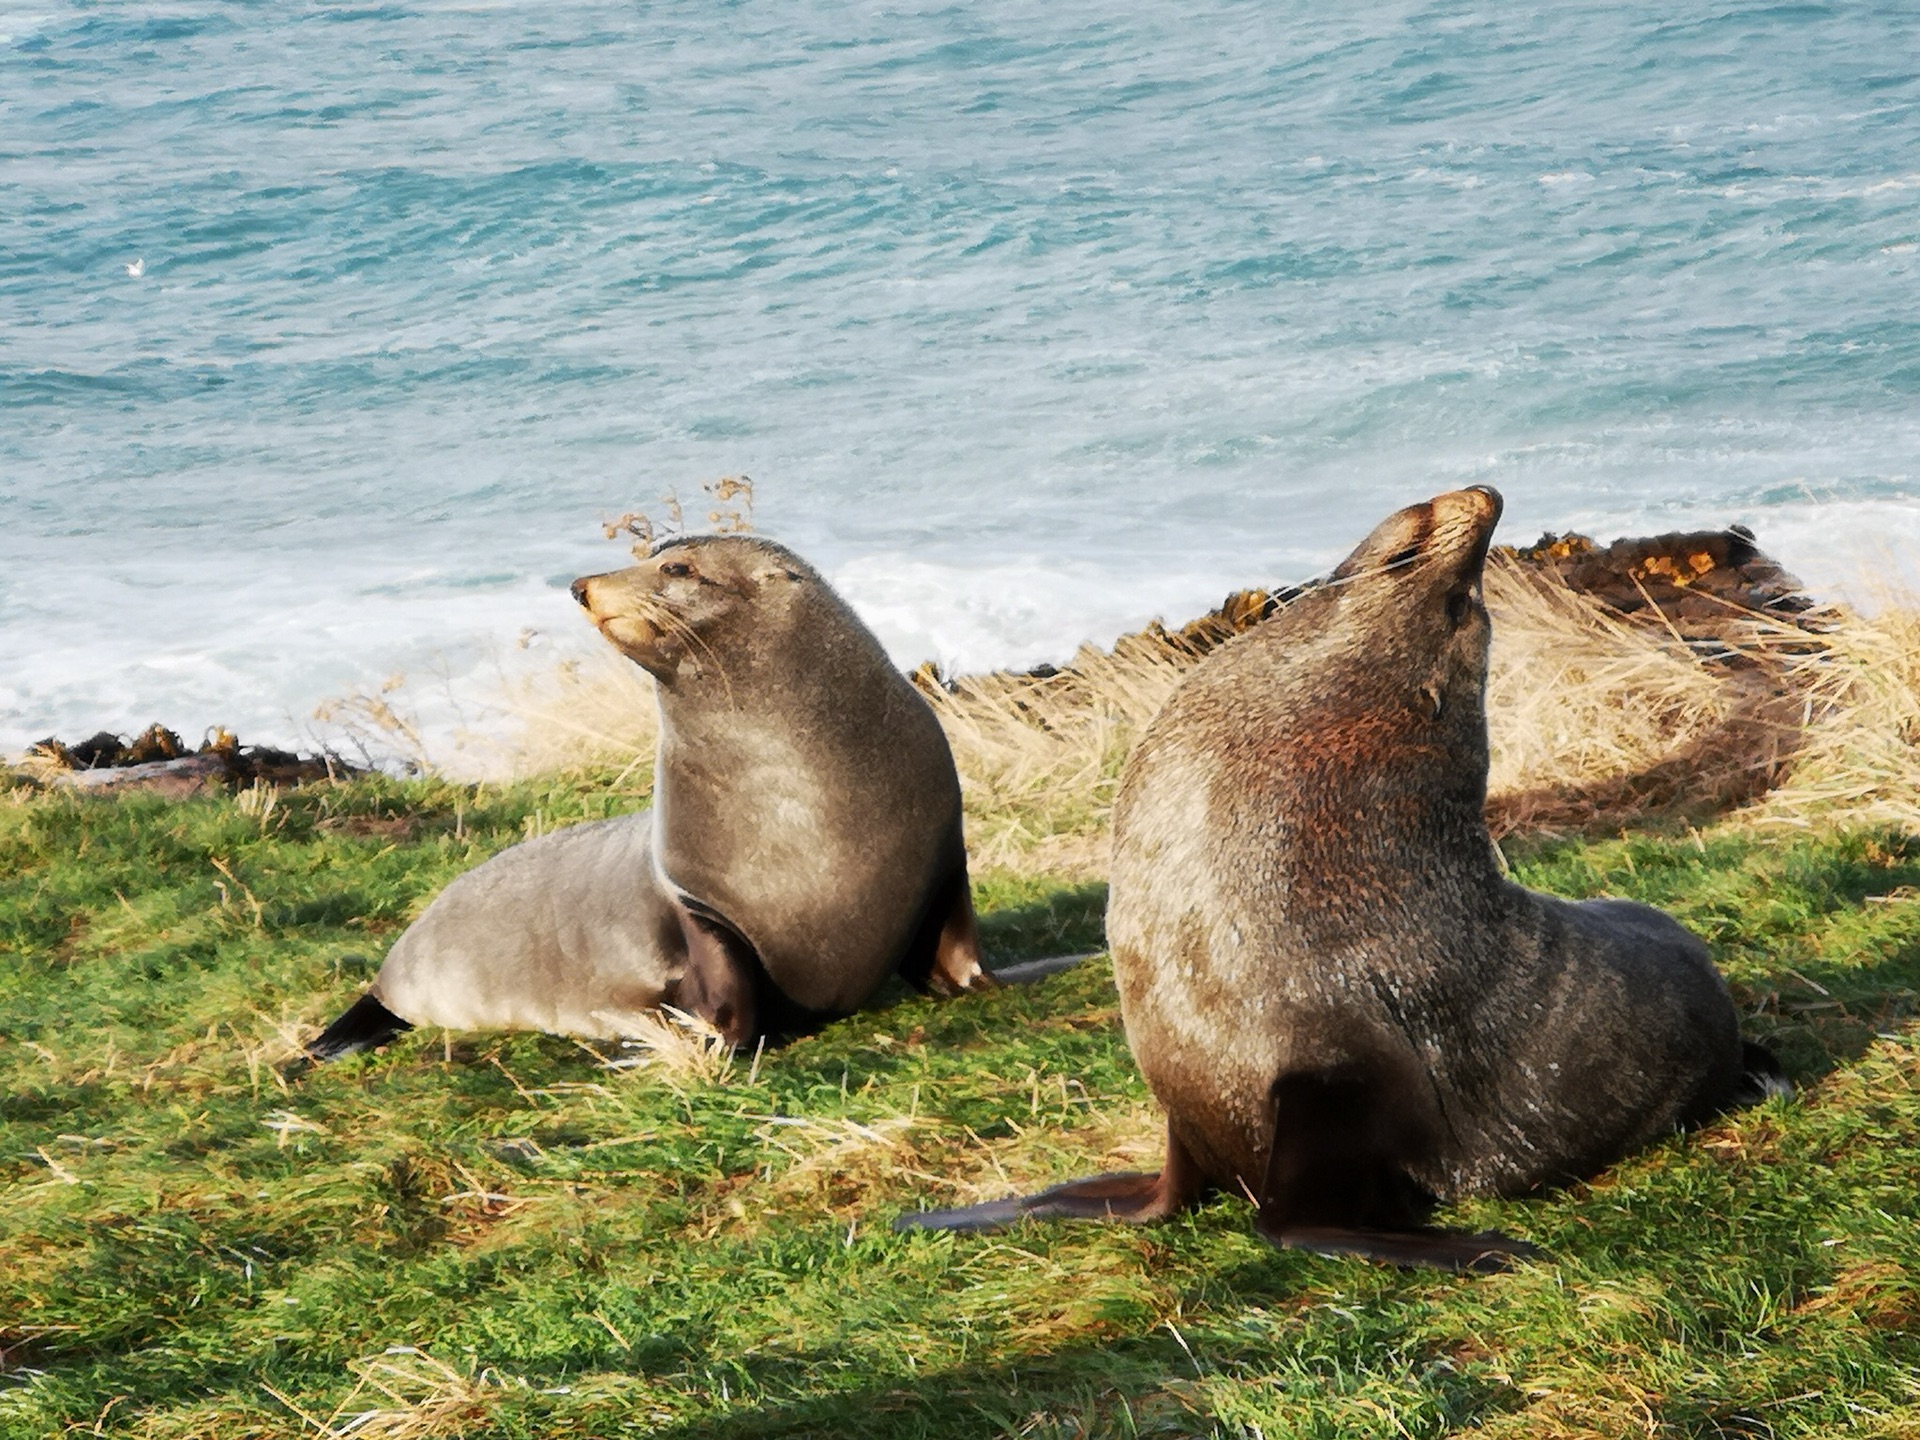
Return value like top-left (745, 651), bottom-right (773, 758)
top-left (1748, 597), bottom-right (1920, 832)
top-left (265, 1348), bottom-right (516, 1439)
top-left (595, 1006), bottom-right (740, 1085)
top-left (488, 648), bottom-right (658, 786)
top-left (916, 560), bottom-right (1840, 857)
top-left (1483, 560), bottom-right (1742, 798)
top-left (920, 634), bottom-right (1193, 876)
top-left (1478, 557), bottom-right (1821, 837)
top-left (743, 1110), bottom-right (933, 1222)
top-left (486, 557), bottom-right (1920, 857)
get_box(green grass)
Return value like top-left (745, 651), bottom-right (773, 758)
top-left (2, 778), bottom-right (1917, 1438)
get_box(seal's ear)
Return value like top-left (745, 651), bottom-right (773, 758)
top-left (753, 562), bottom-right (805, 586)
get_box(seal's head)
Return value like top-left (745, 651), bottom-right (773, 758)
top-left (1321, 485), bottom-right (1503, 730)
top-left (570, 536), bottom-right (820, 683)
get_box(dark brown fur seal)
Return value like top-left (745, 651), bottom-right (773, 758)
top-left (897, 487), bottom-right (1785, 1268)
top-left (309, 534), bottom-right (987, 1061)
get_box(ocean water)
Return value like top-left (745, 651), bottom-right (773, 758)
top-left (5, 0), bottom-right (1920, 757)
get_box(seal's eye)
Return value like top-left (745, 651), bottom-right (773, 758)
top-left (1385, 545), bottom-right (1421, 570)
top-left (660, 561), bottom-right (693, 579)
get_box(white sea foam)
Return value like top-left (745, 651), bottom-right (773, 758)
top-left (1747, 500), bottom-right (1920, 607)
top-left (829, 552), bottom-right (1270, 678)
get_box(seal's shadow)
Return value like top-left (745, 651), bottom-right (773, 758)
top-left (974, 880), bottom-right (1107, 967)
top-left (1486, 682), bottom-right (1802, 840)
top-left (1738, 927), bottom-right (1920, 1084)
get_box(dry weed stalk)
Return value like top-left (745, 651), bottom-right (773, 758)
top-left (314, 676), bottom-right (432, 775)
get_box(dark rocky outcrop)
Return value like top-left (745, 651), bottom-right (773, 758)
top-left (1169, 525), bottom-right (1821, 665)
top-left (19, 724), bottom-right (357, 796)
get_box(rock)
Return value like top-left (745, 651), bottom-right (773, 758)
top-left (1503, 526), bottom-right (1820, 657)
top-left (50, 753), bottom-right (229, 797)
top-left (16, 725), bottom-right (357, 793)
top-left (1146, 524), bottom-right (1819, 667)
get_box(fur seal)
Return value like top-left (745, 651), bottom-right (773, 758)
top-left (309, 534), bottom-right (988, 1061)
top-left (307, 812), bottom-right (680, 1059)
top-left (897, 487), bottom-right (1785, 1268)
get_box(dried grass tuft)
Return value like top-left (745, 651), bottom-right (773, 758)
top-left (748, 1111), bottom-right (931, 1216)
top-left (924, 634), bottom-right (1195, 875)
top-left (1480, 558), bottom-right (1816, 837)
top-left (485, 558), bottom-right (1920, 855)
top-left (267, 1348), bottom-right (517, 1439)
top-left (1747, 597), bottom-right (1920, 832)
top-left (598, 1007), bottom-right (737, 1085)
top-left (490, 649), bottom-right (658, 786)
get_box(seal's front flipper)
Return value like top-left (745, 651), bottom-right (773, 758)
top-left (1731, 1039), bottom-right (1793, 1107)
top-left (1252, 1066), bottom-right (1540, 1273)
top-left (899, 864), bottom-right (994, 997)
top-left (895, 1121), bottom-right (1203, 1233)
top-left (674, 905), bottom-right (761, 1050)
top-left (306, 991), bottom-right (413, 1062)
top-left (927, 869), bottom-right (992, 995)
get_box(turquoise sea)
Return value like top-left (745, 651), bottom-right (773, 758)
top-left (4, 1), bottom-right (1919, 753)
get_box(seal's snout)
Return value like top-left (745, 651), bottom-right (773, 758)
top-left (1430, 486), bottom-right (1504, 554)
top-left (570, 576), bottom-right (594, 610)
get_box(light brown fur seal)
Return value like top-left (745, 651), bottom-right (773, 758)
top-left (307, 812), bottom-right (684, 1060)
top-left (897, 487), bottom-right (1785, 1268)
top-left (308, 534), bottom-right (987, 1061)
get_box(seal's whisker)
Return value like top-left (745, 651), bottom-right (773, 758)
top-left (646, 602), bottom-right (739, 708)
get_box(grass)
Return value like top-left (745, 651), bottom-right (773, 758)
top-left (2, 766), bottom-right (1918, 1438)
top-left (8, 565), bottom-right (1920, 1437)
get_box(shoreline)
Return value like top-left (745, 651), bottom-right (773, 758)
top-left (5, 516), bottom-right (1826, 791)
top-left (15, 514), bottom-right (1898, 862)
top-left (11, 493), bottom-right (1920, 762)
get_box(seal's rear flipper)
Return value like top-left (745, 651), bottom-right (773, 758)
top-left (1732, 1039), bottom-right (1793, 1106)
top-left (306, 991), bottom-right (413, 1062)
top-left (930, 874), bottom-right (992, 995)
top-left (894, 1122), bottom-right (1203, 1234)
top-left (989, 952), bottom-right (1097, 984)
